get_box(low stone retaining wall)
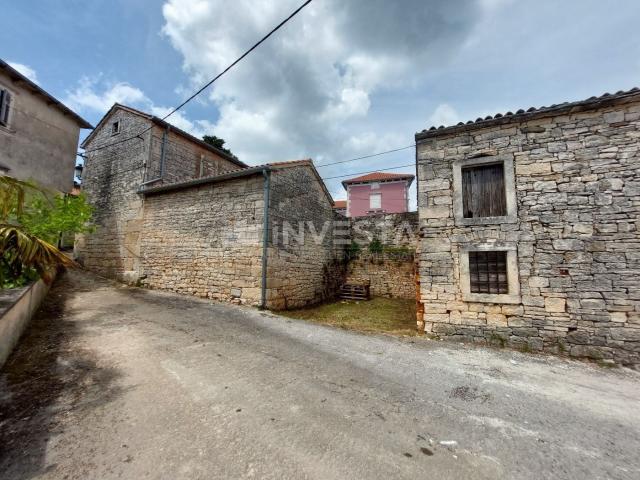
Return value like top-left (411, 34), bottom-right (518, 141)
top-left (346, 252), bottom-right (415, 299)
top-left (0, 278), bottom-right (51, 368)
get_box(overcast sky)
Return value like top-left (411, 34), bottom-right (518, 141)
top-left (3, 0), bottom-right (640, 203)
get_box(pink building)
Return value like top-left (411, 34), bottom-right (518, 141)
top-left (341, 171), bottom-right (414, 218)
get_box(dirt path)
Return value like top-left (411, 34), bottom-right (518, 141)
top-left (1, 270), bottom-right (639, 479)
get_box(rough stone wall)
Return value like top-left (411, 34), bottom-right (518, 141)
top-left (76, 109), bottom-right (151, 282)
top-left (350, 212), bottom-right (418, 247)
top-left (346, 212), bottom-right (418, 299)
top-left (346, 253), bottom-right (416, 299)
top-left (267, 166), bottom-right (345, 309)
top-left (416, 96), bottom-right (640, 366)
top-left (145, 125), bottom-right (241, 185)
top-left (140, 175), bottom-right (265, 305)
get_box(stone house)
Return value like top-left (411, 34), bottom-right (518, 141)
top-left (77, 104), bottom-right (342, 309)
top-left (415, 88), bottom-right (640, 366)
top-left (0, 59), bottom-right (92, 192)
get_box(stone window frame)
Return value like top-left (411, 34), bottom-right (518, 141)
top-left (459, 242), bottom-right (521, 304)
top-left (452, 154), bottom-right (517, 226)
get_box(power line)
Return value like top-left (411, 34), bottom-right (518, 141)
top-left (80, 0), bottom-right (313, 155)
top-left (314, 144), bottom-right (415, 168)
top-left (322, 163), bottom-right (416, 181)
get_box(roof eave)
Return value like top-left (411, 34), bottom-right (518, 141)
top-left (415, 88), bottom-right (640, 141)
top-left (0, 59), bottom-right (93, 129)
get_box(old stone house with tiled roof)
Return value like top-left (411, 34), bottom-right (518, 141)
top-left (415, 88), bottom-right (640, 366)
top-left (76, 104), bottom-right (344, 309)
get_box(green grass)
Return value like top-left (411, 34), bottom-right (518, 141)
top-left (281, 297), bottom-right (418, 336)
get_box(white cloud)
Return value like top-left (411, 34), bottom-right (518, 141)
top-left (428, 104), bottom-right (461, 128)
top-left (8, 62), bottom-right (38, 84)
top-left (64, 76), bottom-right (217, 139)
top-left (160, 0), bottom-right (481, 170)
top-left (65, 76), bottom-right (147, 112)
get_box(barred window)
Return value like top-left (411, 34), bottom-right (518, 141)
top-left (468, 250), bottom-right (508, 294)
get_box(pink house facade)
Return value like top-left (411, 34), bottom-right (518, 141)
top-left (341, 172), bottom-right (414, 218)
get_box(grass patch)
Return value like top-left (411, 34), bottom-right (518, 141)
top-left (281, 297), bottom-right (418, 336)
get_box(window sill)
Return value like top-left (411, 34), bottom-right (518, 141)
top-left (456, 214), bottom-right (517, 226)
top-left (463, 293), bottom-right (521, 304)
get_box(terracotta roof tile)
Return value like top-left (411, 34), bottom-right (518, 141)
top-left (333, 200), bottom-right (347, 208)
top-left (416, 87), bottom-right (640, 139)
top-left (342, 171), bottom-right (415, 184)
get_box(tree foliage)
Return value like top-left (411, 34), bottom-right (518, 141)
top-left (202, 135), bottom-right (234, 156)
top-left (0, 176), bottom-right (94, 288)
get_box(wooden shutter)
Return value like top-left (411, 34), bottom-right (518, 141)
top-left (462, 163), bottom-right (507, 218)
top-left (468, 251), bottom-right (508, 294)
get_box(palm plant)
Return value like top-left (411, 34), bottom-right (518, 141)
top-left (0, 176), bottom-right (78, 286)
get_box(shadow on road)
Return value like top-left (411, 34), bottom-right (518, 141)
top-left (0, 271), bottom-right (124, 480)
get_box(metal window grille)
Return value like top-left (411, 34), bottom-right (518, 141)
top-left (468, 250), bottom-right (508, 294)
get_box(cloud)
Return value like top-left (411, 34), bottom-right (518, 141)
top-left (8, 62), bottom-right (38, 84)
top-left (160, 0), bottom-right (482, 172)
top-left (65, 76), bottom-right (147, 112)
top-left (428, 104), bottom-right (461, 128)
top-left (64, 76), bottom-right (216, 139)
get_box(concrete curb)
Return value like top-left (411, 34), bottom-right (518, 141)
top-left (0, 277), bottom-right (52, 368)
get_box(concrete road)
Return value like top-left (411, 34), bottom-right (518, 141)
top-left (1, 271), bottom-right (639, 480)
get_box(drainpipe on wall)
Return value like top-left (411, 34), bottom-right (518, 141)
top-left (159, 125), bottom-right (169, 179)
top-left (414, 139), bottom-right (425, 333)
top-left (260, 168), bottom-right (271, 309)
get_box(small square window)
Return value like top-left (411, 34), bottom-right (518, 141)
top-left (111, 121), bottom-right (121, 135)
top-left (370, 182), bottom-right (380, 190)
top-left (461, 163), bottom-right (506, 218)
top-left (468, 250), bottom-right (508, 294)
top-left (369, 193), bottom-right (381, 209)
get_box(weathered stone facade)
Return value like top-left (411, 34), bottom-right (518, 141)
top-left (345, 212), bottom-right (418, 299)
top-left (76, 105), bottom-right (243, 283)
top-left (140, 175), bottom-right (265, 305)
top-left (416, 90), bottom-right (640, 366)
top-left (77, 105), bottom-right (342, 309)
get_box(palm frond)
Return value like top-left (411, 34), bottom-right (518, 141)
top-left (0, 224), bottom-right (77, 283)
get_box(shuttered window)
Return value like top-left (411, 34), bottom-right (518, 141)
top-left (468, 251), bottom-right (508, 294)
top-left (369, 193), bottom-right (381, 209)
top-left (0, 89), bottom-right (11, 126)
top-left (461, 163), bottom-right (506, 218)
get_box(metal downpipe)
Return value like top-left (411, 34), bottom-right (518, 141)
top-left (260, 168), bottom-right (271, 309)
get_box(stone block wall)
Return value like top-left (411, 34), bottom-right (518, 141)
top-left (346, 253), bottom-right (416, 299)
top-left (350, 212), bottom-right (418, 248)
top-left (416, 92), bottom-right (640, 366)
top-left (267, 165), bottom-right (345, 309)
top-left (140, 175), bottom-right (265, 306)
top-left (76, 109), bottom-right (150, 282)
top-left (145, 125), bottom-right (241, 185)
top-left (345, 212), bottom-right (418, 299)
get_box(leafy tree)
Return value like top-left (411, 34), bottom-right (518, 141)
top-left (202, 135), bottom-right (234, 156)
top-left (0, 177), bottom-right (93, 287)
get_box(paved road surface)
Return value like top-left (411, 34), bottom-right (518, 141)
top-left (1, 270), bottom-right (639, 479)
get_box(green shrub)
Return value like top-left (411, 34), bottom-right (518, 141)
top-left (368, 237), bottom-right (383, 253)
